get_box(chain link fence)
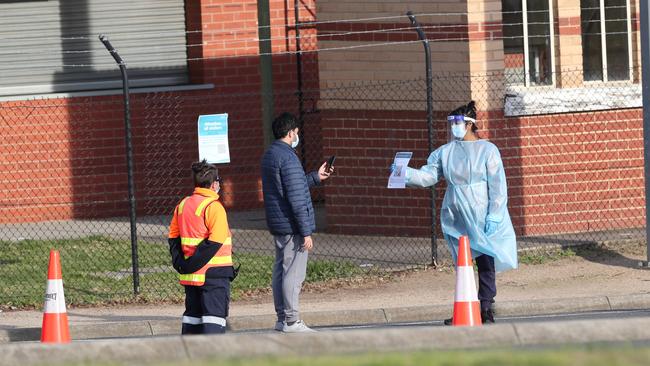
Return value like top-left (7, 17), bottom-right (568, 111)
top-left (1, 14), bottom-right (647, 308)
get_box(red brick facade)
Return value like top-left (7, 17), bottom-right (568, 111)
top-left (0, 0), bottom-right (645, 240)
top-left (321, 108), bottom-right (645, 237)
top-left (0, 0), bottom-right (320, 223)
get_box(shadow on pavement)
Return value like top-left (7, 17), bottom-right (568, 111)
top-left (517, 228), bottom-right (646, 269)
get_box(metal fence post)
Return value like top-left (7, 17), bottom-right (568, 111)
top-left (640, 1), bottom-right (650, 268)
top-left (99, 34), bottom-right (141, 292)
top-left (257, 0), bottom-right (275, 147)
top-left (293, 0), bottom-right (308, 168)
top-left (407, 11), bottom-right (438, 267)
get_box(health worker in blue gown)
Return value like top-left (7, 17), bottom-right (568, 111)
top-left (397, 100), bottom-right (517, 324)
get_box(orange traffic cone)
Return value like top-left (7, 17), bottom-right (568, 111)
top-left (452, 236), bottom-right (482, 326)
top-left (41, 249), bottom-right (70, 343)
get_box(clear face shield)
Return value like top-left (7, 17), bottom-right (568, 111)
top-left (447, 115), bottom-right (476, 141)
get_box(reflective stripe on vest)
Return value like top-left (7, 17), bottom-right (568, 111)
top-left (178, 194), bottom-right (232, 286)
top-left (177, 197), bottom-right (189, 215)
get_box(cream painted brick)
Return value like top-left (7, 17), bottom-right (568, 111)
top-left (555, 0), bottom-right (581, 17)
top-left (556, 0), bottom-right (580, 9)
top-left (468, 52), bottom-right (489, 62)
top-left (467, 0), bottom-right (502, 22)
top-left (371, 70), bottom-right (421, 80)
top-left (468, 40), bottom-right (503, 53)
top-left (431, 52), bottom-right (470, 63)
top-left (383, 61), bottom-right (422, 72)
top-left (557, 37), bottom-right (582, 48)
top-left (429, 42), bottom-right (469, 52)
top-left (468, 42), bottom-right (484, 54)
top-left (327, 70), bottom-right (377, 80)
top-left (316, 0), bottom-right (513, 112)
top-left (478, 60), bottom-right (502, 73)
top-left (484, 40), bottom-right (504, 51)
top-left (470, 60), bottom-right (504, 73)
top-left (317, 1), bottom-right (469, 21)
top-left (488, 50), bottom-right (505, 60)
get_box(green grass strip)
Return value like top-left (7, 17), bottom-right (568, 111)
top-left (54, 344), bottom-right (650, 366)
top-left (0, 236), bottom-right (362, 308)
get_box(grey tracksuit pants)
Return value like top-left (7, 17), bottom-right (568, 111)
top-left (272, 235), bottom-right (308, 323)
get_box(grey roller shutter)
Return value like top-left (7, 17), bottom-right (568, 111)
top-left (0, 0), bottom-right (188, 97)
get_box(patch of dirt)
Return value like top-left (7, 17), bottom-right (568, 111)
top-left (233, 241), bottom-right (650, 312)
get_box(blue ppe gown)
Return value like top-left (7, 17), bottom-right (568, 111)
top-left (405, 139), bottom-right (518, 272)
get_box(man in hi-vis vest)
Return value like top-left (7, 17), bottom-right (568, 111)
top-left (168, 160), bottom-right (234, 334)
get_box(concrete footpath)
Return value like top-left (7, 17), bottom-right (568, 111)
top-left (1, 293), bottom-right (649, 365)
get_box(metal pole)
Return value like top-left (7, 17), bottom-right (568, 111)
top-left (257, 0), bottom-right (275, 146)
top-left (407, 11), bottom-right (438, 268)
top-left (99, 34), bottom-right (141, 292)
top-left (640, 1), bottom-right (650, 268)
top-left (294, 0), bottom-right (307, 167)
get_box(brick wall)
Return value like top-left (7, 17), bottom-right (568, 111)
top-left (318, 0), bottom-right (645, 237)
top-left (468, 0), bottom-right (504, 111)
top-left (317, 0), bottom-right (473, 113)
top-left (0, 0), bottom-right (320, 223)
top-left (321, 109), bottom-right (438, 237)
top-left (555, 0), bottom-right (583, 89)
top-left (321, 107), bottom-right (645, 237)
top-left (488, 108), bottom-right (645, 236)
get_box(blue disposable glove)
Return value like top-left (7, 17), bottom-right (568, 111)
top-left (485, 220), bottom-right (498, 235)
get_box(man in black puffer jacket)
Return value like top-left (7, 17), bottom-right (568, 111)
top-left (261, 112), bottom-right (333, 333)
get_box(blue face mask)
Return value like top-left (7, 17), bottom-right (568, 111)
top-left (451, 124), bottom-right (467, 139)
top-left (291, 134), bottom-right (300, 148)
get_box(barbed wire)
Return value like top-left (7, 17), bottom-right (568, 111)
top-left (0, 5), bottom-right (632, 42)
top-left (0, 13), bottom-right (635, 57)
top-left (0, 35), bottom-right (538, 69)
top-left (0, 33), bottom-right (630, 69)
top-left (0, 29), bottom-right (634, 62)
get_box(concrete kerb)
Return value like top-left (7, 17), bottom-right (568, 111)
top-left (2, 293), bottom-right (649, 343)
top-left (3, 317), bottom-right (650, 366)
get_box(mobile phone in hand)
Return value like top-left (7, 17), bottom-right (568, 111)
top-left (326, 155), bottom-right (336, 172)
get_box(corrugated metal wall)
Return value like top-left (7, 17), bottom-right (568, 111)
top-left (0, 0), bottom-right (188, 96)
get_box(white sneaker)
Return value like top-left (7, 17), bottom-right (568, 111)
top-left (274, 321), bottom-right (284, 331)
top-left (282, 320), bottom-right (316, 333)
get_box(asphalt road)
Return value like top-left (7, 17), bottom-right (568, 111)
top-left (236, 308), bottom-right (650, 334)
top-left (64, 309), bottom-right (650, 342)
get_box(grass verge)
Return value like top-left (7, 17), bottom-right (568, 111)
top-left (519, 247), bottom-right (576, 265)
top-left (201, 345), bottom-right (650, 366)
top-left (61, 344), bottom-right (650, 366)
top-left (0, 236), bottom-right (363, 309)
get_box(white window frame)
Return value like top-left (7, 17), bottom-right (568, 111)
top-left (592, 0), bottom-right (634, 82)
top-left (519, 0), bottom-right (556, 87)
top-left (504, 0), bottom-right (556, 87)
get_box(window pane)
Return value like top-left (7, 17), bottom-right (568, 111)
top-left (604, 0), bottom-right (630, 80)
top-left (502, 0), bottom-right (525, 85)
top-left (581, 0), bottom-right (603, 81)
top-left (527, 0), bottom-right (552, 85)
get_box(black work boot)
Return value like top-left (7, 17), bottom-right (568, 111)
top-left (481, 308), bottom-right (495, 324)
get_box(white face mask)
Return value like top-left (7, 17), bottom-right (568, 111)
top-left (451, 124), bottom-right (467, 139)
top-left (213, 179), bottom-right (221, 194)
top-left (291, 132), bottom-right (300, 148)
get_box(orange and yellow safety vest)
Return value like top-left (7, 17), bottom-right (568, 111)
top-left (168, 187), bottom-right (232, 286)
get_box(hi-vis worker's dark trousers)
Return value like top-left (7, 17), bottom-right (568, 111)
top-left (182, 277), bottom-right (230, 334)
